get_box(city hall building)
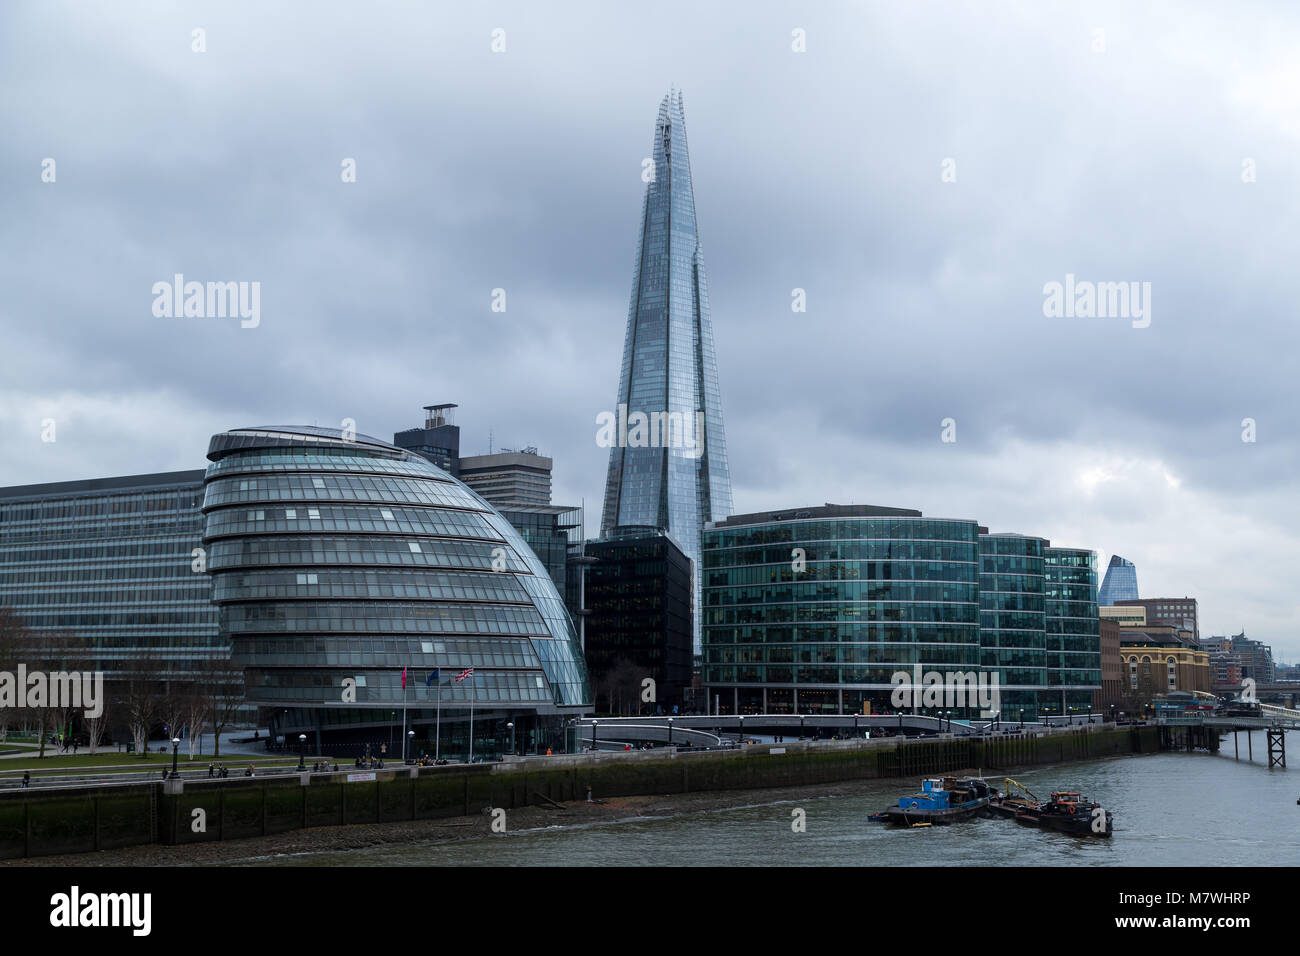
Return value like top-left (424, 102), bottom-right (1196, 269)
top-left (201, 426), bottom-right (591, 756)
top-left (701, 504), bottom-right (1100, 720)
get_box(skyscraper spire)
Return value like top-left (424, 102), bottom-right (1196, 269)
top-left (600, 89), bottom-right (733, 652)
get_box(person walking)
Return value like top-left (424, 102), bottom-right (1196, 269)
top-left (21, 771), bottom-right (30, 789)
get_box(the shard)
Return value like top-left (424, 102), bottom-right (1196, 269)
top-left (600, 89), bottom-right (733, 653)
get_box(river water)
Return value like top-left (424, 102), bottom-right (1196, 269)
top-left (246, 732), bottom-right (1298, 866)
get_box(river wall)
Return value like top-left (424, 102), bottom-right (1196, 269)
top-left (0, 724), bottom-right (1160, 860)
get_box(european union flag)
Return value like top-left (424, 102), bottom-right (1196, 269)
top-left (427, 668), bottom-right (439, 686)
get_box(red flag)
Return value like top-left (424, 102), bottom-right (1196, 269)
top-left (401, 667), bottom-right (407, 689)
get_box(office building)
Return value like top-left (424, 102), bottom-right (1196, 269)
top-left (1097, 554), bottom-right (1139, 606)
top-left (584, 530), bottom-right (693, 715)
top-left (600, 89), bottom-right (734, 653)
top-left (0, 471), bottom-right (230, 724)
top-left (458, 450), bottom-right (552, 507)
top-left (1044, 546), bottom-right (1103, 718)
top-left (1116, 597), bottom-right (1199, 644)
top-left (201, 425), bottom-right (590, 755)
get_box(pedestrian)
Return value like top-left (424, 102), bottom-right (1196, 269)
top-left (546, 747), bottom-right (552, 755)
top-left (21, 771), bottom-right (29, 789)
top-left (208, 763), bottom-right (215, 778)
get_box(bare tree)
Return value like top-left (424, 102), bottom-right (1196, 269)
top-left (118, 650), bottom-right (162, 757)
top-left (181, 677), bottom-right (210, 760)
top-left (198, 652), bottom-right (244, 758)
top-left (84, 694), bottom-right (111, 755)
top-left (0, 607), bottom-right (25, 744)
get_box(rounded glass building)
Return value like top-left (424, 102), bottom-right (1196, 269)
top-left (202, 426), bottom-right (590, 757)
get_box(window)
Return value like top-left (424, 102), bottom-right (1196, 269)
top-left (409, 542), bottom-right (422, 553)
top-left (308, 508), bottom-right (320, 519)
top-left (381, 509), bottom-right (394, 520)
top-left (312, 478), bottom-right (326, 489)
top-left (285, 508), bottom-right (297, 519)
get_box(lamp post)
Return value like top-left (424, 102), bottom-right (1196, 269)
top-left (169, 737), bottom-right (180, 779)
top-left (1019, 708), bottom-right (1024, 730)
top-left (667, 717), bottom-right (673, 747)
top-left (507, 722), bottom-right (515, 755)
top-left (853, 713), bottom-right (859, 738)
top-left (737, 715), bottom-right (744, 747)
top-left (297, 733), bottom-right (306, 771)
top-left (591, 719), bottom-right (598, 753)
top-left (407, 730), bottom-right (414, 763)
top-left (800, 715), bottom-right (806, 740)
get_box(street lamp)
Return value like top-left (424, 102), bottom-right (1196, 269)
top-left (591, 719), bottom-right (598, 753)
top-left (407, 730), bottom-right (415, 763)
top-left (297, 733), bottom-right (306, 771)
top-left (169, 737), bottom-right (181, 779)
top-left (738, 715), bottom-right (744, 746)
top-left (854, 713), bottom-right (859, 738)
top-left (1019, 708), bottom-right (1024, 730)
top-left (507, 722), bottom-right (515, 755)
top-left (667, 717), bottom-right (673, 746)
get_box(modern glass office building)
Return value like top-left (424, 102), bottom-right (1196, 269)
top-left (701, 505), bottom-right (982, 716)
top-left (0, 471), bottom-right (226, 706)
top-left (600, 89), bottom-right (733, 653)
top-left (202, 426), bottom-right (590, 756)
top-left (1097, 554), bottom-right (1139, 606)
top-left (701, 505), bottom-right (1100, 719)
top-left (584, 530), bottom-right (693, 714)
top-left (979, 533), bottom-right (1048, 721)
top-left (1044, 547), bottom-right (1102, 718)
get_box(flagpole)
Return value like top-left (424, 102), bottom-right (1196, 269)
top-left (435, 679), bottom-right (442, 761)
top-left (401, 670), bottom-right (408, 762)
top-left (468, 674), bottom-right (475, 763)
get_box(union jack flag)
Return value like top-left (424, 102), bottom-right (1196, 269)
top-left (455, 667), bottom-right (474, 682)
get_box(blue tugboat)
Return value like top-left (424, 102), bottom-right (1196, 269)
top-left (875, 776), bottom-right (991, 826)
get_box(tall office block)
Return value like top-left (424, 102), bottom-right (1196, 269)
top-left (601, 89), bottom-right (734, 652)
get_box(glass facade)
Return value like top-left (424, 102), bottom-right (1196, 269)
top-left (1097, 554), bottom-right (1139, 606)
top-left (701, 506), bottom-right (1101, 720)
top-left (202, 426), bottom-right (590, 754)
top-left (0, 472), bottom-right (228, 698)
top-left (584, 532), bottom-right (693, 714)
top-left (701, 507), bottom-right (982, 717)
top-left (601, 89), bottom-right (733, 653)
top-left (979, 533), bottom-right (1047, 721)
top-left (1044, 547), bottom-right (1102, 718)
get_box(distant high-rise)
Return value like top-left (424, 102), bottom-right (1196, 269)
top-left (1098, 554), bottom-right (1139, 606)
top-left (600, 89), bottom-right (734, 651)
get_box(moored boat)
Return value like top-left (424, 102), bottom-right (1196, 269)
top-left (875, 775), bottom-right (991, 826)
top-left (989, 778), bottom-right (1113, 837)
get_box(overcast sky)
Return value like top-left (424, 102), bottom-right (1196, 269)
top-left (3, 1), bottom-right (1298, 659)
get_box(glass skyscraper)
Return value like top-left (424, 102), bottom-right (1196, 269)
top-left (601, 89), bottom-right (733, 653)
top-left (1097, 553), bottom-right (1139, 606)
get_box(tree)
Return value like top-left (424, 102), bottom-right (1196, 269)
top-left (197, 652), bottom-right (244, 758)
top-left (0, 607), bottom-right (26, 744)
top-left (118, 650), bottom-right (163, 757)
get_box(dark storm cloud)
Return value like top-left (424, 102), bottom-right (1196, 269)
top-left (2, 0), bottom-right (1297, 653)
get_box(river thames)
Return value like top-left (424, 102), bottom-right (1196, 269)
top-left (244, 732), bottom-right (1297, 866)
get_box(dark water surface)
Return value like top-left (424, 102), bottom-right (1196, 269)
top-left (245, 733), bottom-right (1298, 866)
